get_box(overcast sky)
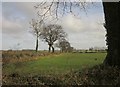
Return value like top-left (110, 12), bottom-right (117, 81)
top-left (1, 2), bottom-right (107, 50)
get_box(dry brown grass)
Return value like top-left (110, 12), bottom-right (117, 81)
top-left (2, 50), bottom-right (61, 64)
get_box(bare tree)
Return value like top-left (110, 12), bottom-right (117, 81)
top-left (30, 19), bottom-right (44, 52)
top-left (35, 1), bottom-right (88, 20)
top-left (40, 24), bottom-right (67, 52)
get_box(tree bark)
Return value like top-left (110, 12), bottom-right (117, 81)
top-left (103, 2), bottom-right (120, 67)
top-left (36, 36), bottom-right (39, 52)
top-left (49, 45), bottom-right (51, 52)
top-left (48, 44), bottom-right (54, 53)
top-left (52, 46), bottom-right (54, 53)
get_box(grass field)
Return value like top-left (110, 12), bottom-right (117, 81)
top-left (3, 52), bottom-right (120, 85)
top-left (3, 53), bottom-right (106, 76)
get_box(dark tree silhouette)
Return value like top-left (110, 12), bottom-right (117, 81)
top-left (102, 2), bottom-right (120, 67)
top-left (40, 24), bottom-right (67, 52)
top-left (55, 39), bottom-right (73, 52)
top-left (30, 19), bottom-right (44, 52)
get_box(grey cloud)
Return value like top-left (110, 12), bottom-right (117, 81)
top-left (61, 14), bottom-right (104, 31)
top-left (2, 2), bottom-right (37, 18)
top-left (2, 16), bottom-right (30, 40)
top-left (13, 2), bottom-right (37, 18)
top-left (60, 14), bottom-right (106, 40)
top-left (3, 17), bottom-right (22, 34)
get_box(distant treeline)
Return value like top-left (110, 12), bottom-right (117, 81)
top-left (72, 49), bottom-right (107, 53)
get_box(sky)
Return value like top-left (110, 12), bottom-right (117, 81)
top-left (1, 1), bottom-right (107, 50)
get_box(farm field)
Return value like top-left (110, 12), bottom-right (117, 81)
top-left (3, 53), bottom-right (106, 76)
top-left (3, 52), bottom-right (120, 85)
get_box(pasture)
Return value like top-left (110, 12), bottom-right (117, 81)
top-left (3, 53), bottom-right (106, 76)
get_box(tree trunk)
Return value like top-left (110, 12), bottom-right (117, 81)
top-left (49, 45), bottom-right (51, 52)
top-left (52, 46), bottom-right (54, 53)
top-left (103, 2), bottom-right (120, 67)
top-left (36, 36), bottom-right (39, 52)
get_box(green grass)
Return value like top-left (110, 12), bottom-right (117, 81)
top-left (3, 53), bottom-right (106, 76)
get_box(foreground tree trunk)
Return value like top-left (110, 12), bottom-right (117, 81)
top-left (103, 2), bottom-right (120, 67)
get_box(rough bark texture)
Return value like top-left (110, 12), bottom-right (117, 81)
top-left (103, 2), bottom-right (120, 67)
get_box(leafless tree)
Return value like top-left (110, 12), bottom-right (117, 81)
top-left (40, 24), bottom-right (67, 52)
top-left (34, 1), bottom-right (88, 21)
top-left (30, 19), bottom-right (44, 52)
